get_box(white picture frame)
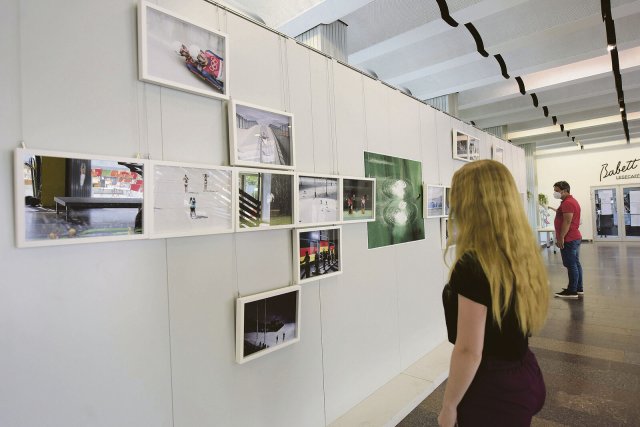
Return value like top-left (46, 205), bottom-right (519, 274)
top-left (149, 160), bottom-right (235, 238)
top-left (236, 285), bottom-right (301, 364)
top-left (236, 168), bottom-right (295, 232)
top-left (341, 176), bottom-right (376, 224)
top-left (295, 173), bottom-right (341, 227)
top-left (452, 129), bottom-right (479, 162)
top-left (492, 144), bottom-right (504, 163)
top-left (138, 0), bottom-right (229, 100)
top-left (15, 148), bottom-right (150, 248)
top-left (229, 100), bottom-right (295, 170)
top-left (294, 226), bottom-right (343, 284)
top-left (425, 184), bottom-right (446, 218)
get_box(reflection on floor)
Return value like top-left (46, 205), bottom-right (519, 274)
top-left (25, 206), bottom-right (141, 240)
top-left (399, 241), bottom-right (640, 427)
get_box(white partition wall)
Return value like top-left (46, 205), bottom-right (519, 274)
top-left (0, 0), bottom-right (526, 426)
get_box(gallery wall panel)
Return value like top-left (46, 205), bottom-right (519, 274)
top-left (308, 54), bottom-right (336, 175)
top-left (286, 40), bottom-right (316, 173)
top-left (420, 106), bottom-right (441, 186)
top-left (158, 89), bottom-right (228, 165)
top-left (226, 13), bottom-right (284, 109)
top-left (321, 224), bottom-right (401, 424)
top-left (387, 91), bottom-right (422, 161)
top-left (333, 65), bottom-right (368, 177)
top-left (20, 0), bottom-right (140, 157)
top-left (362, 79), bottom-right (392, 155)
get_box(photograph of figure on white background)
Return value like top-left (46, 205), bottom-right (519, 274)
top-left (426, 185), bottom-right (445, 218)
top-left (297, 175), bottom-right (339, 225)
top-left (231, 102), bottom-right (294, 169)
top-left (296, 227), bottom-right (342, 284)
top-left (342, 178), bottom-right (375, 222)
top-left (236, 286), bottom-right (300, 364)
top-left (153, 164), bottom-right (232, 236)
top-left (139, 2), bottom-right (227, 98)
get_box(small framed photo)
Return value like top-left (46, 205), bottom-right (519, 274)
top-left (453, 130), bottom-right (479, 162)
top-left (341, 177), bottom-right (376, 223)
top-left (425, 184), bottom-right (446, 218)
top-left (295, 174), bottom-right (340, 226)
top-left (149, 161), bottom-right (234, 238)
top-left (294, 226), bottom-right (342, 284)
top-left (14, 148), bottom-right (149, 248)
top-left (229, 100), bottom-right (295, 170)
top-left (492, 144), bottom-right (504, 163)
top-left (236, 169), bottom-right (294, 231)
top-left (236, 285), bottom-right (301, 364)
top-left (444, 186), bottom-right (451, 217)
top-left (138, 1), bottom-right (228, 100)
top-left (441, 217), bottom-right (458, 250)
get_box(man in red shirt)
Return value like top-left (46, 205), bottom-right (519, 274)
top-left (551, 181), bottom-right (583, 299)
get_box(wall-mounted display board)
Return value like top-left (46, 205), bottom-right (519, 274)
top-left (229, 100), bottom-right (295, 170)
top-left (341, 177), bottom-right (376, 223)
top-left (236, 169), bottom-right (294, 231)
top-left (236, 285), bottom-right (301, 364)
top-left (364, 152), bottom-right (424, 249)
top-left (14, 148), bottom-right (149, 248)
top-left (138, 1), bottom-right (228, 100)
top-left (150, 161), bottom-right (234, 238)
top-left (295, 174), bottom-right (340, 226)
top-left (294, 226), bottom-right (342, 284)
top-left (492, 144), bottom-right (505, 163)
top-left (425, 185), bottom-right (446, 218)
top-left (453, 130), bottom-right (480, 162)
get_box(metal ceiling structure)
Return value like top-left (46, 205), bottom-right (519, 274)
top-left (217, 0), bottom-right (640, 153)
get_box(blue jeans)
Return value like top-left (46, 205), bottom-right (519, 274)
top-left (560, 239), bottom-right (583, 293)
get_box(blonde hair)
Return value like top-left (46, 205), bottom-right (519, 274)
top-left (445, 160), bottom-right (548, 334)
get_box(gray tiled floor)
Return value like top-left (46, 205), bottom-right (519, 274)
top-left (398, 241), bottom-right (640, 427)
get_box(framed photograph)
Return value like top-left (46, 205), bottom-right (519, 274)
top-left (14, 148), bottom-right (148, 248)
top-left (138, 1), bottom-right (228, 100)
top-left (295, 174), bottom-right (340, 226)
top-left (236, 285), bottom-right (301, 364)
top-left (444, 186), bottom-right (451, 217)
top-left (441, 217), bottom-right (457, 250)
top-left (236, 169), bottom-right (294, 231)
top-left (294, 226), bottom-right (342, 284)
top-left (364, 152), bottom-right (425, 249)
top-left (149, 161), bottom-right (234, 238)
top-left (453, 130), bottom-right (480, 162)
top-left (229, 100), bottom-right (295, 170)
top-left (341, 177), bottom-right (376, 223)
top-left (425, 184), bottom-right (446, 218)
top-left (492, 144), bottom-right (504, 163)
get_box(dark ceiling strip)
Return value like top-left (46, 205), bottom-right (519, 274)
top-left (566, 131), bottom-right (570, 137)
top-left (560, 124), bottom-right (565, 132)
top-left (543, 106), bottom-right (549, 117)
top-left (531, 93), bottom-right (539, 108)
top-left (601, 0), bottom-right (630, 143)
top-left (436, 0), bottom-right (459, 27)
top-left (552, 116), bottom-right (557, 125)
top-left (465, 23), bottom-right (489, 57)
top-left (494, 54), bottom-right (510, 79)
top-left (515, 77), bottom-right (526, 95)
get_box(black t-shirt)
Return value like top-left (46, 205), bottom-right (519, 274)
top-left (442, 254), bottom-right (528, 361)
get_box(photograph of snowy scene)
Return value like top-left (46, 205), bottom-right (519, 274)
top-left (426, 185), bottom-right (445, 218)
top-left (237, 286), bottom-right (300, 363)
top-left (238, 171), bottom-right (293, 229)
top-left (445, 186), bottom-right (451, 216)
top-left (297, 175), bottom-right (339, 225)
top-left (152, 165), bottom-right (232, 236)
top-left (454, 131), bottom-right (470, 161)
top-left (342, 178), bottom-right (374, 222)
top-left (469, 137), bottom-right (480, 161)
top-left (232, 102), bottom-right (293, 168)
top-left (140, 2), bottom-right (226, 98)
top-left (296, 227), bottom-right (341, 284)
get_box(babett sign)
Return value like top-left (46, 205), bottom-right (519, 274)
top-left (599, 157), bottom-right (640, 182)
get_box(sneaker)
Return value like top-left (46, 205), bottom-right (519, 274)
top-left (564, 288), bottom-right (584, 296)
top-left (554, 289), bottom-right (579, 299)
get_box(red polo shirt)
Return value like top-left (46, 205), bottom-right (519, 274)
top-left (554, 195), bottom-right (582, 242)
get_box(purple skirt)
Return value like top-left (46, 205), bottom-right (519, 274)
top-left (457, 348), bottom-right (546, 427)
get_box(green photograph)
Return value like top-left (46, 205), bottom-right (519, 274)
top-left (364, 152), bottom-right (424, 249)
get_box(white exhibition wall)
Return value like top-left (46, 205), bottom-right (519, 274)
top-left (0, 0), bottom-right (525, 426)
top-left (537, 144), bottom-right (640, 241)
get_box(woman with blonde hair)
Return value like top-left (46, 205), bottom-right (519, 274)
top-left (439, 160), bottom-right (549, 427)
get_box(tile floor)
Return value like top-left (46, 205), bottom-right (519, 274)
top-left (398, 241), bottom-right (640, 427)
